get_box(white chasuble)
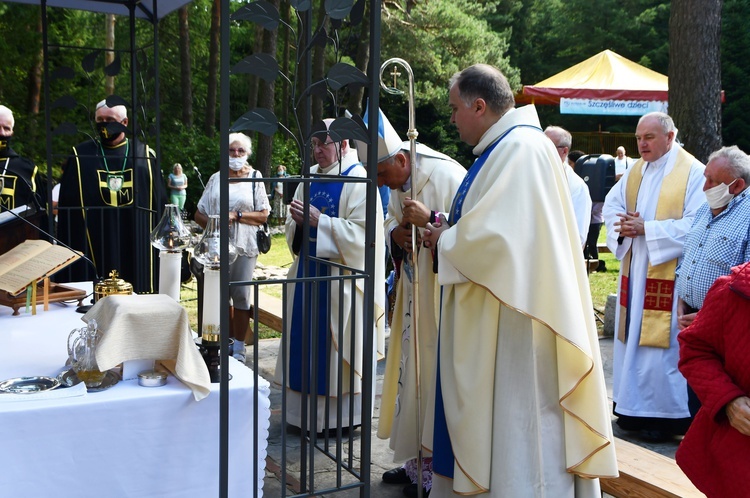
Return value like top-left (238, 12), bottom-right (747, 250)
top-left (378, 145), bottom-right (466, 462)
top-left (274, 151), bottom-right (386, 432)
top-left (428, 105), bottom-right (617, 497)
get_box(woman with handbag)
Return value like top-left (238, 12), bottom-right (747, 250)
top-left (194, 132), bottom-right (270, 362)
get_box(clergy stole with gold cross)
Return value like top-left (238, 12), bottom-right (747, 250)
top-left (618, 147), bottom-right (694, 348)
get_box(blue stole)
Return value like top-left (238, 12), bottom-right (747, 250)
top-left (289, 163), bottom-right (359, 395)
top-left (433, 124), bottom-right (541, 479)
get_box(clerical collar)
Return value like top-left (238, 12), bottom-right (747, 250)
top-left (646, 147), bottom-right (671, 170)
top-left (319, 159), bottom-right (342, 175)
top-left (401, 176), bottom-right (412, 192)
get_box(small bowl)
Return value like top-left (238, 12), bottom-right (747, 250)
top-left (138, 370), bottom-right (168, 387)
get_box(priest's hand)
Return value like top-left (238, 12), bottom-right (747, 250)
top-left (615, 211), bottom-right (644, 238)
top-left (393, 222), bottom-right (414, 253)
top-left (289, 199), bottom-right (320, 227)
top-left (423, 213), bottom-right (448, 249)
top-left (726, 396), bottom-right (750, 436)
top-left (402, 198), bottom-right (430, 228)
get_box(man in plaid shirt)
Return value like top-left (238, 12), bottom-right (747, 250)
top-left (676, 145), bottom-right (750, 327)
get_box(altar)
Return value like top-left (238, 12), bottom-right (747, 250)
top-left (0, 283), bottom-right (270, 498)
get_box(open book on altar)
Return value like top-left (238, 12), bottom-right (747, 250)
top-left (0, 239), bottom-right (80, 296)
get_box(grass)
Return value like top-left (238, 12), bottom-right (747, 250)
top-left (180, 231), bottom-right (619, 338)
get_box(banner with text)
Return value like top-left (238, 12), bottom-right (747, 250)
top-left (560, 98), bottom-right (668, 116)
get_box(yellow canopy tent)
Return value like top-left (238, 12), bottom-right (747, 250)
top-left (518, 50), bottom-right (668, 106)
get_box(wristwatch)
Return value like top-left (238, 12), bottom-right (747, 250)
top-left (237, 211), bottom-right (243, 219)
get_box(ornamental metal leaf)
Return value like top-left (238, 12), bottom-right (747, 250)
top-left (105, 95), bottom-right (130, 108)
top-left (290, 0), bottom-right (311, 12)
top-left (327, 63), bottom-right (368, 91)
top-left (231, 108), bottom-right (279, 137)
top-left (103, 54), bottom-right (121, 77)
top-left (325, 0), bottom-right (355, 20)
top-left (297, 80), bottom-right (330, 106)
top-left (312, 24), bottom-right (329, 48)
top-left (51, 66), bottom-right (75, 80)
top-left (328, 116), bottom-right (368, 143)
top-left (231, 54), bottom-right (279, 83)
top-left (51, 122), bottom-right (78, 136)
top-left (81, 50), bottom-right (101, 73)
top-left (231, 0), bottom-right (280, 30)
top-left (349, 0), bottom-right (365, 26)
top-left (51, 95), bottom-right (78, 110)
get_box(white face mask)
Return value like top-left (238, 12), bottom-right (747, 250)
top-left (704, 178), bottom-right (738, 209)
top-left (228, 156), bottom-right (247, 171)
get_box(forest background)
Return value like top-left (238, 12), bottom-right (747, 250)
top-left (0, 0), bottom-right (745, 217)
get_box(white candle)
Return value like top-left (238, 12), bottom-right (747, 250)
top-left (158, 251), bottom-right (182, 301)
top-left (202, 268), bottom-right (221, 342)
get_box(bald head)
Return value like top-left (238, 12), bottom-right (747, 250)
top-left (544, 126), bottom-right (572, 162)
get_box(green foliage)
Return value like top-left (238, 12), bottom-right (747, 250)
top-left (382, 0), bottom-right (519, 108)
top-left (270, 138), bottom-right (302, 175)
top-left (159, 121), bottom-right (219, 215)
top-left (721, 0), bottom-right (750, 152)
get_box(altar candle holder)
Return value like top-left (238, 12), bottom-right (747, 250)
top-left (150, 204), bottom-right (191, 301)
top-left (192, 214), bottom-right (237, 382)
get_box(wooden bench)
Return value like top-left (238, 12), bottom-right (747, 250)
top-left (600, 437), bottom-right (704, 497)
top-left (598, 242), bottom-right (611, 254)
top-left (248, 292), bottom-right (284, 333)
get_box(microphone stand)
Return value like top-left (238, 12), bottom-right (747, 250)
top-left (0, 204), bottom-right (101, 313)
top-left (193, 166), bottom-right (206, 190)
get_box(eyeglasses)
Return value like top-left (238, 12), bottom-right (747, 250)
top-left (229, 148), bottom-right (247, 155)
top-left (556, 145), bottom-right (567, 150)
top-left (311, 141), bottom-right (335, 150)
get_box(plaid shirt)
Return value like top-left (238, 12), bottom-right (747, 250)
top-left (676, 189), bottom-right (750, 309)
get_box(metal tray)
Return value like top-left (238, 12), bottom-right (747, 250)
top-left (58, 369), bottom-right (120, 393)
top-left (0, 376), bottom-right (60, 394)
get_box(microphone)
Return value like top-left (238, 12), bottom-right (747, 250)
top-left (0, 203), bottom-right (101, 313)
top-left (193, 165), bottom-right (206, 189)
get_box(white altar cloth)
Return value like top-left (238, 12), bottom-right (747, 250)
top-left (0, 283), bottom-right (270, 498)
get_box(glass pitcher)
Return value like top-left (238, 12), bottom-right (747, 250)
top-left (67, 319), bottom-right (105, 388)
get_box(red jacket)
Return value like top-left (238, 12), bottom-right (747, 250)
top-left (676, 262), bottom-right (750, 498)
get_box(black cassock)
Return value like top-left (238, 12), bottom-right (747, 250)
top-left (57, 138), bottom-right (166, 293)
top-left (0, 146), bottom-right (47, 211)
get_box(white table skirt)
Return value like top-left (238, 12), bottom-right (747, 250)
top-left (0, 283), bottom-right (270, 498)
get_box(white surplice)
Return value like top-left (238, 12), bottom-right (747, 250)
top-left (378, 143), bottom-right (466, 462)
top-left (428, 105), bottom-right (617, 497)
top-left (274, 149), bottom-right (386, 432)
top-left (602, 143), bottom-right (705, 419)
top-left (565, 163), bottom-right (593, 246)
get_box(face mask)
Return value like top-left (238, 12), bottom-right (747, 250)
top-left (97, 121), bottom-right (126, 145)
top-left (705, 178), bottom-right (738, 209)
top-left (228, 156), bottom-right (247, 171)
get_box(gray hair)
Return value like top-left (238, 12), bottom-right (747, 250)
top-left (708, 145), bottom-right (750, 184)
top-left (229, 132), bottom-right (252, 155)
top-left (0, 105), bottom-right (14, 128)
top-left (638, 112), bottom-right (676, 135)
top-left (544, 126), bottom-right (572, 149)
top-left (449, 64), bottom-right (515, 115)
top-left (95, 99), bottom-right (127, 120)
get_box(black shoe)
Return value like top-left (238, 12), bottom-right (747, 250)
top-left (639, 429), bottom-right (673, 443)
top-left (403, 483), bottom-right (430, 497)
top-left (382, 467), bottom-right (410, 484)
